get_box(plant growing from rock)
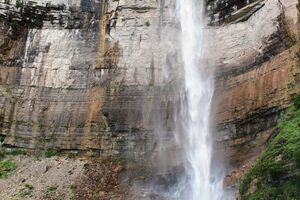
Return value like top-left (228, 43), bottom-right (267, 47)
top-left (239, 101), bottom-right (300, 199)
top-left (294, 94), bottom-right (300, 109)
top-left (18, 184), bottom-right (34, 198)
top-left (0, 159), bottom-right (17, 178)
top-left (45, 149), bottom-right (61, 158)
top-left (15, 0), bottom-right (23, 8)
top-left (44, 185), bottom-right (58, 198)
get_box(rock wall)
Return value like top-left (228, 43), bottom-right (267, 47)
top-left (0, 0), bottom-right (167, 161)
top-left (0, 0), bottom-right (299, 194)
top-left (213, 0), bottom-right (300, 191)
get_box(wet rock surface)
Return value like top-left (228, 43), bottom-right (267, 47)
top-left (0, 0), bottom-right (299, 198)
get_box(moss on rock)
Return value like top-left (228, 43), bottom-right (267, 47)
top-left (239, 97), bottom-right (300, 200)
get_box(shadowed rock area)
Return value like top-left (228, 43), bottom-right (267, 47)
top-left (0, 0), bottom-right (299, 199)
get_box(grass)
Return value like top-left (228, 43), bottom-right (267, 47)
top-left (6, 149), bottom-right (27, 156)
top-left (19, 184), bottom-right (34, 198)
top-left (239, 96), bottom-right (300, 200)
top-left (0, 149), bottom-right (5, 160)
top-left (0, 148), bottom-right (27, 159)
top-left (0, 148), bottom-right (26, 179)
top-left (44, 185), bottom-right (58, 197)
top-left (45, 149), bottom-right (61, 158)
top-left (244, 179), bottom-right (300, 200)
top-left (0, 147), bottom-right (64, 161)
top-left (294, 94), bottom-right (300, 109)
top-left (46, 185), bottom-right (58, 193)
top-left (0, 159), bottom-right (17, 179)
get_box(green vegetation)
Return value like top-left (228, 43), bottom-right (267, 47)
top-left (296, 49), bottom-right (300, 61)
top-left (0, 159), bottom-right (17, 178)
top-left (44, 184), bottom-right (58, 197)
top-left (19, 184), bottom-right (34, 198)
top-left (0, 148), bottom-right (27, 159)
top-left (294, 94), bottom-right (300, 109)
top-left (45, 149), bottom-right (61, 158)
top-left (0, 148), bottom-right (23, 179)
top-left (0, 147), bottom-right (63, 159)
top-left (239, 96), bottom-right (300, 200)
top-left (106, 155), bottom-right (125, 165)
top-left (46, 185), bottom-right (58, 193)
top-left (15, 0), bottom-right (23, 8)
top-left (70, 184), bottom-right (77, 192)
top-left (0, 149), bottom-right (5, 160)
top-left (145, 21), bottom-right (151, 27)
top-left (9, 21), bottom-right (20, 32)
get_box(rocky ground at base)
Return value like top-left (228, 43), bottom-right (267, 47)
top-left (0, 151), bottom-right (170, 200)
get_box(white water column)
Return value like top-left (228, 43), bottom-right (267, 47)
top-left (176, 0), bottom-right (223, 199)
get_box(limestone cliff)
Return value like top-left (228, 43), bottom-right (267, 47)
top-left (213, 0), bottom-right (300, 193)
top-left (238, 101), bottom-right (300, 199)
top-left (0, 0), bottom-right (299, 198)
top-left (0, 0), bottom-right (167, 160)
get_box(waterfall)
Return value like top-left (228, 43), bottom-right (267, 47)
top-left (175, 0), bottom-right (224, 199)
top-left (130, 0), bottom-right (225, 199)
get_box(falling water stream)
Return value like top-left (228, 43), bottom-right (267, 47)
top-left (176, 0), bottom-right (224, 199)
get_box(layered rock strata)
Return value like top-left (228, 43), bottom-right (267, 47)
top-left (0, 0), bottom-right (169, 161)
top-left (0, 0), bottom-right (299, 195)
top-left (213, 0), bottom-right (300, 191)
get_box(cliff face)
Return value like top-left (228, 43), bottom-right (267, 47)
top-left (0, 0), bottom-right (299, 196)
top-left (238, 103), bottom-right (300, 199)
top-left (0, 0), bottom-right (169, 161)
top-left (213, 0), bottom-right (300, 191)
top-left (1, 0), bottom-right (108, 150)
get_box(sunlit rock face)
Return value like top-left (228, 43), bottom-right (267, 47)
top-left (0, 0), bottom-right (172, 161)
top-left (0, 0), bottom-right (183, 170)
top-left (0, 0), bottom-right (299, 192)
top-left (207, 0), bottom-right (292, 73)
top-left (0, 0), bottom-right (107, 150)
top-left (212, 0), bottom-right (300, 191)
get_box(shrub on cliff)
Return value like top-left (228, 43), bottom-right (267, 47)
top-left (45, 149), bottom-right (61, 158)
top-left (15, 0), bottom-right (23, 8)
top-left (294, 94), bottom-right (300, 109)
top-left (239, 104), bottom-right (300, 200)
top-left (9, 21), bottom-right (20, 32)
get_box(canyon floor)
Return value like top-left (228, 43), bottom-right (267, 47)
top-left (0, 150), bottom-right (170, 200)
top-left (0, 153), bottom-right (127, 200)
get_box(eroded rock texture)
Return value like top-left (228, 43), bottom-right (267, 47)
top-left (213, 0), bottom-right (300, 191)
top-left (0, 0), bottom-right (299, 196)
top-left (0, 0), bottom-right (168, 161)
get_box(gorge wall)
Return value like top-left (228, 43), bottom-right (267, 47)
top-left (0, 0), bottom-right (299, 196)
top-left (213, 0), bottom-right (300, 191)
top-left (0, 0), bottom-right (166, 160)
